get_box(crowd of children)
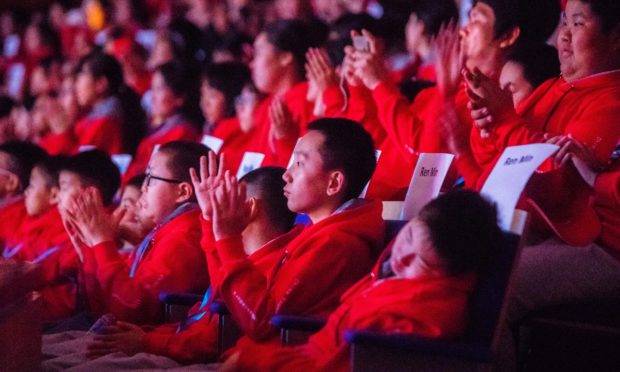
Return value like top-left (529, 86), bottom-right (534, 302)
top-left (1, 0), bottom-right (620, 370)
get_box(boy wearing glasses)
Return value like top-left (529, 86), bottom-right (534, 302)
top-left (62, 142), bottom-right (211, 325)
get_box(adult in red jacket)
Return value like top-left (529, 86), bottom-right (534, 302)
top-left (193, 118), bottom-right (385, 356)
top-left (470, 1), bottom-right (620, 369)
top-left (226, 190), bottom-right (502, 372)
top-left (351, 0), bottom-right (560, 190)
top-left (65, 142), bottom-right (211, 324)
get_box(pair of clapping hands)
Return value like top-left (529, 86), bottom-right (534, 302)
top-left (190, 152), bottom-right (252, 241)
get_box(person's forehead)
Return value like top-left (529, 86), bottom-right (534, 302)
top-left (298, 131), bottom-right (325, 155)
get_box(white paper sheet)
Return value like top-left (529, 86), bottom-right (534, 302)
top-left (400, 153), bottom-right (454, 220)
top-left (236, 152), bottom-right (265, 179)
top-left (111, 154), bottom-right (133, 175)
top-left (480, 143), bottom-right (558, 230)
top-left (200, 135), bottom-right (224, 154)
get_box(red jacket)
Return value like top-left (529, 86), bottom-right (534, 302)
top-left (5, 207), bottom-right (77, 320)
top-left (249, 82), bottom-right (315, 167)
top-left (0, 197), bottom-right (28, 254)
top-left (83, 208), bottom-right (209, 324)
top-left (210, 117), bottom-right (257, 175)
top-left (141, 225), bottom-right (304, 363)
top-left (215, 199), bottom-right (385, 350)
top-left (124, 114), bottom-right (199, 182)
top-left (371, 81), bottom-right (481, 192)
top-left (233, 269), bottom-right (476, 371)
top-left (39, 96), bottom-right (125, 155)
top-left (321, 82), bottom-right (421, 200)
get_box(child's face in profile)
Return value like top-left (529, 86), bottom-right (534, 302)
top-left (390, 219), bottom-right (447, 280)
top-left (24, 166), bottom-right (58, 217)
top-left (499, 61), bottom-right (535, 108)
top-left (138, 151), bottom-right (187, 230)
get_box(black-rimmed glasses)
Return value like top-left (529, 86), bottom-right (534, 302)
top-left (144, 172), bottom-right (183, 187)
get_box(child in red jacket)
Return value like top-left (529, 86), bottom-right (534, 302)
top-left (65, 142), bottom-right (211, 324)
top-left (226, 190), bottom-right (503, 372)
top-left (13, 155), bottom-right (78, 321)
top-left (0, 141), bottom-right (47, 253)
top-left (193, 118), bottom-right (385, 356)
top-left (49, 167), bottom-right (301, 369)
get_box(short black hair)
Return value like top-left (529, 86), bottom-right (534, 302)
top-left (61, 150), bottom-right (121, 206)
top-left (507, 43), bottom-right (560, 88)
top-left (34, 155), bottom-right (67, 188)
top-left (577, 0), bottom-right (620, 33)
top-left (126, 173), bottom-right (146, 190)
top-left (475, 0), bottom-right (560, 44)
top-left (418, 190), bottom-right (502, 275)
top-left (202, 62), bottom-right (251, 119)
top-left (78, 52), bottom-right (125, 95)
top-left (157, 141), bottom-right (213, 202)
top-left (0, 141), bottom-right (48, 191)
top-left (263, 20), bottom-right (325, 79)
top-left (307, 118), bottom-right (376, 202)
top-left (240, 166), bottom-right (296, 233)
top-left (411, 0), bottom-right (459, 37)
top-left (326, 13), bottom-right (381, 65)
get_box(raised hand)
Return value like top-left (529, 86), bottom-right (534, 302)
top-left (209, 171), bottom-right (252, 241)
top-left (305, 47), bottom-right (338, 94)
top-left (269, 98), bottom-right (297, 150)
top-left (351, 30), bottom-right (389, 90)
top-left (65, 188), bottom-right (122, 247)
top-left (190, 151), bottom-right (225, 221)
top-left (434, 21), bottom-right (464, 98)
top-left (463, 67), bottom-right (514, 133)
top-left (342, 46), bottom-right (362, 87)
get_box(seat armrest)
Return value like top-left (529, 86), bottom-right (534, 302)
top-left (271, 315), bottom-right (326, 332)
top-left (209, 300), bottom-right (230, 315)
top-left (344, 330), bottom-right (493, 363)
top-left (159, 292), bottom-right (203, 306)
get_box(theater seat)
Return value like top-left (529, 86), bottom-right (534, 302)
top-left (209, 300), bottom-right (242, 355)
top-left (159, 292), bottom-right (202, 323)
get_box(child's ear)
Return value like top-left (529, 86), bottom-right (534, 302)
top-left (49, 186), bottom-right (60, 206)
top-left (176, 182), bottom-right (193, 203)
top-left (248, 197), bottom-right (259, 221)
top-left (325, 170), bottom-right (345, 197)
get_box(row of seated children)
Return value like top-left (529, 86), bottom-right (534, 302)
top-left (0, 118), bottom-right (496, 371)
top-left (2, 0), bottom-right (620, 369)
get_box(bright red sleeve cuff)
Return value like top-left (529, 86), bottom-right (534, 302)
top-left (215, 235), bottom-right (246, 263)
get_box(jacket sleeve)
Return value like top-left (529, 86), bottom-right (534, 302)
top-left (142, 315), bottom-right (219, 363)
top-left (88, 225), bottom-right (206, 324)
top-left (215, 231), bottom-right (374, 341)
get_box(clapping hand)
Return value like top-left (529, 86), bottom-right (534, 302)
top-left (190, 151), bottom-right (226, 220)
